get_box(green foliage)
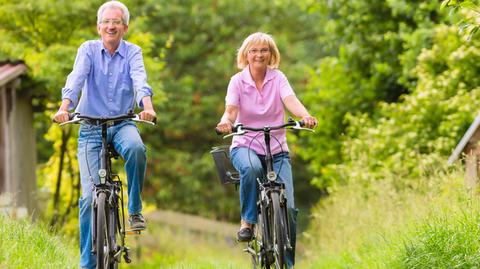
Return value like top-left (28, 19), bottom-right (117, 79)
top-left (0, 215), bottom-right (77, 268)
top-left (330, 24), bottom-right (480, 189)
top-left (442, 0), bottom-right (480, 40)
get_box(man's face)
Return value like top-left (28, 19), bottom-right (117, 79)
top-left (97, 8), bottom-right (128, 46)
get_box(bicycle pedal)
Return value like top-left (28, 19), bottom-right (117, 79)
top-left (123, 247), bottom-right (132, 263)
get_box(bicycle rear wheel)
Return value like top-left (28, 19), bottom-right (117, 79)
top-left (271, 192), bottom-right (287, 269)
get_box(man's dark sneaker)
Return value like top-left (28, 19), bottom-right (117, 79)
top-left (128, 213), bottom-right (147, 230)
top-left (237, 227), bottom-right (253, 242)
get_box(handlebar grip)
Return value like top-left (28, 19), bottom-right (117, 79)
top-left (215, 128), bottom-right (222, 135)
top-left (299, 120), bottom-right (305, 127)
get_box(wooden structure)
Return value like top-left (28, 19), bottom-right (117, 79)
top-left (0, 61), bottom-right (36, 217)
top-left (448, 114), bottom-right (480, 190)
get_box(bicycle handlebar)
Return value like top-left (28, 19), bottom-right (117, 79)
top-left (55, 113), bottom-right (156, 126)
top-left (215, 117), bottom-right (314, 138)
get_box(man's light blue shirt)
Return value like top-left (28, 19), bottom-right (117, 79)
top-left (62, 39), bottom-right (152, 117)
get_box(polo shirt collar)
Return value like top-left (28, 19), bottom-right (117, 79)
top-left (241, 66), bottom-right (275, 87)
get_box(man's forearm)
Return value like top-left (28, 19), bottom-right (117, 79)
top-left (141, 96), bottom-right (154, 111)
top-left (59, 99), bottom-right (72, 111)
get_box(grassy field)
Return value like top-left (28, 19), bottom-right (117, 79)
top-left (5, 168), bottom-right (480, 268)
top-left (299, 167), bottom-right (480, 269)
top-left (0, 214), bottom-right (78, 269)
top-left (0, 211), bottom-right (249, 269)
top-left (128, 211), bottom-right (250, 269)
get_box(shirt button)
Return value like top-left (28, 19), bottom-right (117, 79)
top-left (109, 99), bottom-right (113, 102)
top-left (109, 73), bottom-right (113, 76)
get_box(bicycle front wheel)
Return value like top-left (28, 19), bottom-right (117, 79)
top-left (271, 192), bottom-right (287, 269)
top-left (96, 192), bottom-right (111, 269)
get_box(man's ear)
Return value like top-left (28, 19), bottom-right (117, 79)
top-left (97, 24), bottom-right (101, 35)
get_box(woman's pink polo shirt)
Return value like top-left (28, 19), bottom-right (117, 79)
top-left (225, 66), bottom-right (295, 155)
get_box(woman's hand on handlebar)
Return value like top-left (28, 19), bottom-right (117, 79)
top-left (53, 110), bottom-right (70, 123)
top-left (301, 115), bottom-right (318, 129)
top-left (216, 120), bottom-right (233, 134)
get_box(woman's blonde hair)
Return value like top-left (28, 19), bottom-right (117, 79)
top-left (236, 32), bottom-right (281, 69)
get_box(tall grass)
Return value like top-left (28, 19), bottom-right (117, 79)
top-left (299, 166), bottom-right (480, 268)
top-left (0, 214), bottom-right (78, 269)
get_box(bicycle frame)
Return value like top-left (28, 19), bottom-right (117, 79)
top-left (91, 120), bottom-right (129, 266)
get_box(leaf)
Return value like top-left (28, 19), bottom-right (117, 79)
top-left (440, 0), bottom-right (453, 10)
top-left (459, 1), bottom-right (480, 11)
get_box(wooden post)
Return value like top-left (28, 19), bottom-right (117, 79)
top-left (466, 149), bottom-right (478, 191)
top-left (0, 85), bottom-right (5, 193)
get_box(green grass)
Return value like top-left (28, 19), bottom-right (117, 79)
top-left (0, 214), bottom-right (78, 269)
top-left (129, 224), bottom-right (249, 269)
top-left (298, 168), bottom-right (480, 269)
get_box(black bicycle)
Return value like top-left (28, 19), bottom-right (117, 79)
top-left (212, 118), bottom-right (313, 269)
top-left (58, 113), bottom-right (154, 269)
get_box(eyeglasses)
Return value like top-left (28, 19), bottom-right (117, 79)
top-left (248, 48), bottom-right (270, 55)
top-left (100, 19), bottom-right (123, 26)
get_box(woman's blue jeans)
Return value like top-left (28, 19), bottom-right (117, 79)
top-left (77, 121), bottom-right (146, 269)
top-left (231, 147), bottom-right (298, 268)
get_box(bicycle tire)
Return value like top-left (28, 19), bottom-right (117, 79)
top-left (108, 201), bottom-right (119, 269)
top-left (260, 196), bottom-right (275, 268)
top-left (96, 192), bottom-right (109, 269)
top-left (271, 192), bottom-right (287, 269)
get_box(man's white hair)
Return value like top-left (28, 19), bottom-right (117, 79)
top-left (97, 1), bottom-right (130, 25)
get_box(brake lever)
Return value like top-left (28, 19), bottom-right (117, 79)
top-left (223, 125), bottom-right (247, 139)
top-left (59, 115), bottom-right (82, 126)
top-left (223, 130), bottom-right (247, 139)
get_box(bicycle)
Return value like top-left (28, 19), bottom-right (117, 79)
top-left (212, 117), bottom-right (313, 269)
top-left (58, 113), bottom-right (154, 269)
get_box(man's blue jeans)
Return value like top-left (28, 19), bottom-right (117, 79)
top-left (77, 121), bottom-right (146, 269)
top-left (231, 147), bottom-right (298, 268)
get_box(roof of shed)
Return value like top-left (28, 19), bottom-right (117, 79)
top-left (0, 61), bottom-right (28, 88)
top-left (447, 113), bottom-right (480, 165)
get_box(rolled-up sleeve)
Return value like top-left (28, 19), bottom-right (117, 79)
top-left (61, 42), bottom-right (92, 110)
top-left (129, 47), bottom-right (152, 108)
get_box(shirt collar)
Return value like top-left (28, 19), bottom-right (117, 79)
top-left (241, 66), bottom-right (275, 87)
top-left (100, 39), bottom-right (126, 58)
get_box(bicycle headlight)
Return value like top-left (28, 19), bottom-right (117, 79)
top-left (98, 169), bottom-right (107, 178)
top-left (267, 171), bottom-right (277, 181)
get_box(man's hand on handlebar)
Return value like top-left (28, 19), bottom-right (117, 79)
top-left (139, 109), bottom-right (157, 122)
top-left (53, 110), bottom-right (70, 123)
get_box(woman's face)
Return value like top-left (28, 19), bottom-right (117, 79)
top-left (246, 42), bottom-right (271, 70)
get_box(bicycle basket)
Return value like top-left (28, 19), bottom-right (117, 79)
top-left (210, 145), bottom-right (240, 185)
